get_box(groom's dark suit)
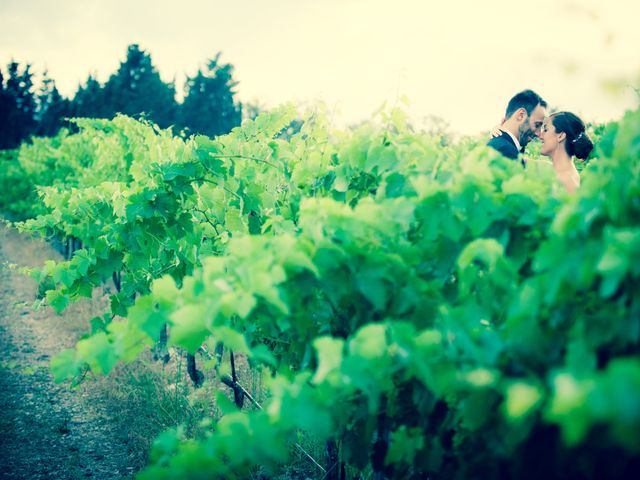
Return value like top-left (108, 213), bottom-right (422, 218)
top-left (487, 131), bottom-right (522, 160)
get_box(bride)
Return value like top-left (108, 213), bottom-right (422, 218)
top-left (539, 111), bottom-right (594, 193)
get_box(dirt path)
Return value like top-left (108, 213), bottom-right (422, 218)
top-left (0, 227), bottom-right (138, 479)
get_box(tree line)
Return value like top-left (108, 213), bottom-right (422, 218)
top-left (0, 44), bottom-right (244, 149)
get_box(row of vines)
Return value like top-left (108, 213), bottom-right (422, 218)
top-left (1, 104), bottom-right (639, 479)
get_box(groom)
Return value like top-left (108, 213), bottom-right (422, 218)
top-left (487, 89), bottom-right (547, 162)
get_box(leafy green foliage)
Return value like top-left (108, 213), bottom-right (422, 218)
top-left (3, 103), bottom-right (640, 479)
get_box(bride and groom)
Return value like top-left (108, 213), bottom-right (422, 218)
top-left (487, 89), bottom-right (594, 193)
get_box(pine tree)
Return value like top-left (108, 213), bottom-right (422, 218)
top-left (36, 71), bottom-right (71, 136)
top-left (0, 62), bottom-right (37, 148)
top-left (179, 53), bottom-right (242, 138)
top-left (72, 74), bottom-right (106, 119)
top-left (102, 44), bottom-right (177, 128)
top-left (0, 69), bottom-right (13, 146)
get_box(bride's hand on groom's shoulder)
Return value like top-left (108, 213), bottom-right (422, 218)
top-left (489, 117), bottom-right (506, 139)
top-left (489, 126), bottom-right (502, 138)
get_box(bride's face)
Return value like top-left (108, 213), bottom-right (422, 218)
top-left (540, 118), bottom-right (561, 157)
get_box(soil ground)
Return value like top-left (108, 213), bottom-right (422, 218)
top-left (0, 226), bottom-right (138, 479)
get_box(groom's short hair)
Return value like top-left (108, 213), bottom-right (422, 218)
top-left (505, 90), bottom-right (547, 119)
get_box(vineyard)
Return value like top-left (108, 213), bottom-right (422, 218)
top-left (1, 103), bottom-right (639, 479)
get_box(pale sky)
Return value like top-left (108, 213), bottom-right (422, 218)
top-left (1, 0), bottom-right (639, 134)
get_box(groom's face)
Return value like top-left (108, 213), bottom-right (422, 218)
top-left (518, 104), bottom-right (546, 146)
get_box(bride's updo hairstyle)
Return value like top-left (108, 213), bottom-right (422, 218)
top-left (550, 111), bottom-right (594, 160)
